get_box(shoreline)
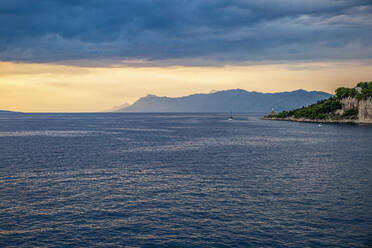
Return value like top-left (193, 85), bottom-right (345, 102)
top-left (263, 117), bottom-right (372, 125)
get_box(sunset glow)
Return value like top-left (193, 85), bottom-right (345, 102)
top-left (1, 61), bottom-right (372, 112)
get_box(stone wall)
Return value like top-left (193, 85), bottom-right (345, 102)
top-left (341, 97), bottom-right (372, 122)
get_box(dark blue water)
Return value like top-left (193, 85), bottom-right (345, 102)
top-left (0, 113), bottom-right (371, 247)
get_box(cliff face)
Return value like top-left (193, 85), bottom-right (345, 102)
top-left (341, 97), bottom-right (372, 122)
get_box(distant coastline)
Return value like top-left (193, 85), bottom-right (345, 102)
top-left (0, 110), bottom-right (21, 115)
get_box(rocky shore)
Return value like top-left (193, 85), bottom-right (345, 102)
top-left (263, 116), bottom-right (372, 124)
top-left (264, 83), bottom-right (372, 125)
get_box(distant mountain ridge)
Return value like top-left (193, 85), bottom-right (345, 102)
top-left (115, 89), bottom-right (332, 113)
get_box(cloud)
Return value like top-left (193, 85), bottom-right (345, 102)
top-left (0, 0), bottom-right (371, 66)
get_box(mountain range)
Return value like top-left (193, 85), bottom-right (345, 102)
top-left (114, 89), bottom-right (332, 113)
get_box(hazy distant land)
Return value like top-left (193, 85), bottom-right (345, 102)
top-left (114, 89), bottom-right (331, 113)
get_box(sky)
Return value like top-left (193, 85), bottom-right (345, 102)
top-left (1, 0), bottom-right (372, 112)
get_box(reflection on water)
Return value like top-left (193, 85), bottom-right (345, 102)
top-left (118, 135), bottom-right (326, 153)
top-left (0, 113), bottom-right (371, 247)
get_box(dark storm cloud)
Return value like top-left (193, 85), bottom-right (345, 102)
top-left (0, 0), bottom-right (371, 65)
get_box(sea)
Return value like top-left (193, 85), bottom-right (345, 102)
top-left (0, 113), bottom-right (371, 248)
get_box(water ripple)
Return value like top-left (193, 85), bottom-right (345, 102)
top-left (0, 113), bottom-right (371, 247)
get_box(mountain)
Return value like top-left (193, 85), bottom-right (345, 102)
top-left (115, 89), bottom-right (332, 113)
top-left (106, 103), bottom-right (130, 112)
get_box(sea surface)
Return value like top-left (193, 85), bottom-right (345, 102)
top-left (0, 113), bottom-right (371, 247)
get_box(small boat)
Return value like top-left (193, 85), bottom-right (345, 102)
top-left (228, 111), bottom-right (233, 121)
top-left (318, 123), bottom-right (323, 127)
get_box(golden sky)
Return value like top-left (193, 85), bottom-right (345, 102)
top-left (1, 61), bottom-right (372, 112)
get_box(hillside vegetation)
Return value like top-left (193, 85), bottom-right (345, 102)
top-left (335, 82), bottom-right (372, 100)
